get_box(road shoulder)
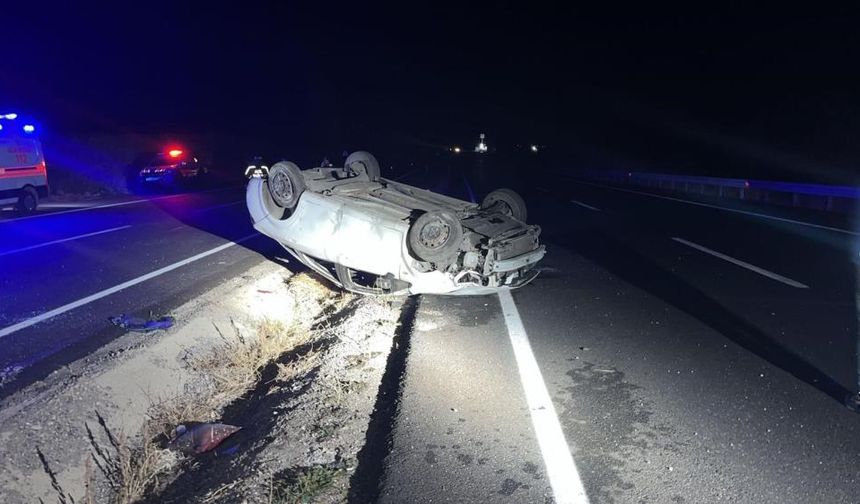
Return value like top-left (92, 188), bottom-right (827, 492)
top-left (0, 261), bottom-right (403, 503)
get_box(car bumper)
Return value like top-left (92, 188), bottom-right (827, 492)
top-left (139, 174), bottom-right (175, 184)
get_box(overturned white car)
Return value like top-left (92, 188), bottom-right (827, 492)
top-left (246, 151), bottom-right (545, 295)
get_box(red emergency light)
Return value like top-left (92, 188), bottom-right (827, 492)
top-left (168, 149), bottom-right (184, 158)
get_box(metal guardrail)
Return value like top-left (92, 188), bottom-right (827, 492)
top-left (577, 170), bottom-right (859, 213)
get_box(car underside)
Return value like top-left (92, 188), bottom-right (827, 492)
top-left (246, 151), bottom-right (545, 295)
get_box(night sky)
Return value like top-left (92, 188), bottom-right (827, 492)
top-left (2, 4), bottom-right (858, 181)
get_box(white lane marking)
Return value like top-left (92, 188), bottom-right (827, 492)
top-left (498, 290), bottom-right (590, 504)
top-left (0, 225), bottom-right (132, 257)
top-left (0, 187), bottom-right (238, 224)
top-left (570, 199), bottom-right (600, 211)
top-left (576, 181), bottom-right (857, 236)
top-left (0, 233), bottom-right (259, 338)
top-left (672, 237), bottom-right (809, 289)
top-left (40, 202), bottom-right (108, 209)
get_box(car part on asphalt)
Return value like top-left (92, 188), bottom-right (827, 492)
top-left (246, 151), bottom-right (545, 295)
top-left (109, 314), bottom-right (175, 332)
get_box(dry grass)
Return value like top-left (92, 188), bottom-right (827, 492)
top-left (268, 465), bottom-right (345, 504)
top-left (144, 389), bottom-right (219, 441)
top-left (184, 273), bottom-right (347, 398)
top-left (143, 274), bottom-right (342, 442)
top-left (145, 318), bottom-right (313, 440)
top-left (288, 274), bottom-right (338, 311)
top-left (85, 412), bottom-right (176, 504)
top-left (74, 272), bottom-right (346, 503)
top-left (200, 319), bottom-right (311, 390)
top-left (289, 274), bottom-right (354, 330)
top-left (275, 348), bottom-right (321, 383)
top-left (320, 376), bottom-right (369, 408)
top-left (38, 413), bottom-right (175, 504)
top-left (200, 480), bottom-right (240, 503)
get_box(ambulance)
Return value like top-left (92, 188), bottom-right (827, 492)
top-left (0, 114), bottom-right (47, 213)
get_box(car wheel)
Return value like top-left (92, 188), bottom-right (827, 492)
top-left (344, 151), bottom-right (381, 181)
top-left (481, 188), bottom-right (527, 222)
top-left (16, 186), bottom-right (38, 214)
top-left (267, 161), bottom-right (306, 209)
top-left (408, 210), bottom-right (463, 264)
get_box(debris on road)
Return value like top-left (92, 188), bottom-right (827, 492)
top-left (171, 423), bottom-right (242, 455)
top-left (109, 313), bottom-right (175, 332)
top-left (0, 364), bottom-right (24, 386)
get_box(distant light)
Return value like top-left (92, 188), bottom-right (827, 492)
top-left (530, 144), bottom-right (539, 152)
top-left (168, 149), bottom-right (183, 158)
top-left (22, 124), bottom-right (35, 133)
top-left (3, 113), bottom-right (18, 120)
top-left (0, 124), bottom-right (3, 130)
top-left (453, 146), bottom-right (461, 153)
top-left (475, 133), bottom-right (488, 153)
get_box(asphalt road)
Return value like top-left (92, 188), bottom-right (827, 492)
top-left (3, 178), bottom-right (860, 503)
top-left (0, 187), bottom-right (279, 398)
top-left (378, 181), bottom-right (860, 503)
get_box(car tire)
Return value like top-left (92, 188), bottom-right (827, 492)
top-left (16, 186), bottom-right (38, 214)
top-left (408, 210), bottom-right (464, 264)
top-left (267, 161), bottom-right (306, 209)
top-left (481, 188), bottom-right (527, 222)
top-left (345, 151), bottom-right (381, 181)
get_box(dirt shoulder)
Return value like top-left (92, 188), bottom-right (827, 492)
top-left (0, 261), bottom-right (403, 503)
